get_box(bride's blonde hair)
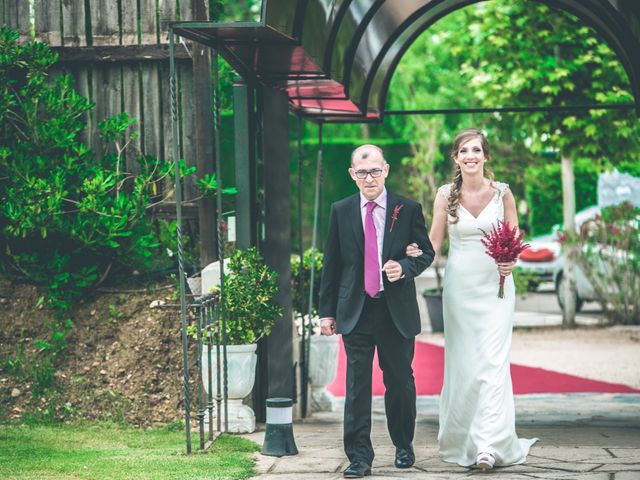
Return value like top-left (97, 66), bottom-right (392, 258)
top-left (447, 129), bottom-right (495, 224)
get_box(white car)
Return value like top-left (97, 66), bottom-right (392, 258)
top-left (517, 232), bottom-right (561, 281)
top-left (517, 206), bottom-right (601, 283)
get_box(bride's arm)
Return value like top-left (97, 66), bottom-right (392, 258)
top-left (406, 192), bottom-right (448, 257)
top-left (503, 188), bottom-right (518, 231)
top-left (429, 192), bottom-right (448, 254)
top-left (498, 188), bottom-right (519, 277)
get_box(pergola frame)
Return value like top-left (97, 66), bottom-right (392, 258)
top-left (168, 0), bottom-right (640, 452)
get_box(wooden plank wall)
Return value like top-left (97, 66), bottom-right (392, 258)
top-left (1, 0), bottom-right (31, 43)
top-left (2, 0), bottom-right (199, 199)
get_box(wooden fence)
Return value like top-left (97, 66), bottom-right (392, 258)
top-left (1, 0), bottom-right (202, 201)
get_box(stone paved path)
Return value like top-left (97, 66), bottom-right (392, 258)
top-left (243, 394), bottom-right (640, 480)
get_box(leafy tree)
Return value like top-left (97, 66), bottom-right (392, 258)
top-left (459, 1), bottom-right (639, 165)
top-left (385, 8), bottom-right (546, 221)
top-left (386, 15), bottom-right (477, 222)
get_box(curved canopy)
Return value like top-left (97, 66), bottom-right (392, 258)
top-left (173, 0), bottom-right (640, 121)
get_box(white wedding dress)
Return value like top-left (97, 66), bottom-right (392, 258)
top-left (437, 182), bottom-right (537, 467)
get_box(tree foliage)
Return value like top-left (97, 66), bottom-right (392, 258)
top-left (458, 1), bottom-right (639, 161)
top-left (384, 1), bottom-right (639, 236)
top-left (386, 14), bottom-right (477, 222)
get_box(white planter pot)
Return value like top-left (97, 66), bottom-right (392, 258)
top-left (201, 343), bottom-right (257, 433)
top-left (307, 335), bottom-right (339, 412)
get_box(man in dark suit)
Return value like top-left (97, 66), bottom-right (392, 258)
top-left (319, 144), bottom-right (435, 478)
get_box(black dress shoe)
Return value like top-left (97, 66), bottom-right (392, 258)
top-left (343, 461), bottom-right (371, 478)
top-left (394, 446), bottom-right (415, 469)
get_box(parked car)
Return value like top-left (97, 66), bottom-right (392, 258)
top-left (517, 205), bottom-right (601, 283)
top-left (517, 232), bottom-right (561, 282)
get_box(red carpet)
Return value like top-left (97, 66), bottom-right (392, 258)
top-left (327, 338), bottom-right (639, 396)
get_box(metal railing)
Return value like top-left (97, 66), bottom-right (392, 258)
top-left (178, 291), bottom-right (228, 452)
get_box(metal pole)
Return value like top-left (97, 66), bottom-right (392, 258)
top-left (304, 123), bottom-right (323, 414)
top-left (297, 115), bottom-right (307, 417)
top-left (212, 50), bottom-right (229, 432)
top-left (196, 301), bottom-right (205, 449)
top-left (383, 103), bottom-right (636, 116)
top-left (206, 299), bottom-right (214, 440)
top-left (170, 28), bottom-right (192, 454)
top-left (214, 299), bottom-right (222, 433)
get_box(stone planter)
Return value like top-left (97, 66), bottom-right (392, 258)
top-left (307, 334), bottom-right (339, 412)
top-left (201, 343), bottom-right (257, 433)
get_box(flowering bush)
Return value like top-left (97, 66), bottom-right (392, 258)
top-left (577, 202), bottom-right (639, 324)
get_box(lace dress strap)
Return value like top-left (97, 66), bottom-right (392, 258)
top-left (438, 183), bottom-right (453, 200)
top-left (495, 181), bottom-right (510, 201)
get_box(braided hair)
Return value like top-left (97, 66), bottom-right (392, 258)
top-left (447, 129), bottom-right (494, 224)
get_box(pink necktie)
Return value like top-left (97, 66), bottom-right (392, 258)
top-left (364, 201), bottom-right (380, 298)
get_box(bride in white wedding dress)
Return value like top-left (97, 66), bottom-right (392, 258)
top-left (409, 129), bottom-right (537, 469)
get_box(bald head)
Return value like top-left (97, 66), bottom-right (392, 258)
top-left (351, 144), bottom-right (385, 166)
top-left (349, 144), bottom-right (389, 200)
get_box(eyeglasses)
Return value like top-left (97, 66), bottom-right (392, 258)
top-left (353, 168), bottom-right (384, 179)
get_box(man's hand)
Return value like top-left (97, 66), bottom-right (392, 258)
top-left (320, 317), bottom-right (337, 336)
top-left (382, 260), bottom-right (403, 282)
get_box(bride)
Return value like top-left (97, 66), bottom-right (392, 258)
top-left (409, 128), bottom-right (537, 469)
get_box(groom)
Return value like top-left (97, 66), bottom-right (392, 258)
top-left (319, 144), bottom-right (435, 478)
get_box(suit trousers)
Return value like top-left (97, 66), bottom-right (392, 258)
top-left (342, 295), bottom-right (416, 465)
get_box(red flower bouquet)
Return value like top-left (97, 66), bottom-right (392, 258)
top-left (480, 220), bottom-right (530, 298)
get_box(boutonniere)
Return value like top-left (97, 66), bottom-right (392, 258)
top-left (389, 204), bottom-right (404, 232)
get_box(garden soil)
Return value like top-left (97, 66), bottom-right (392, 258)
top-left (0, 276), bottom-right (192, 426)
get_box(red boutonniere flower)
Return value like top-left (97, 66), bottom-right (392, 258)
top-left (480, 220), bottom-right (530, 298)
top-left (389, 204), bottom-right (404, 232)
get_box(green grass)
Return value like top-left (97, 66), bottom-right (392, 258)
top-left (0, 424), bottom-right (259, 480)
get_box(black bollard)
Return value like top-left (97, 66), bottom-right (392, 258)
top-left (261, 397), bottom-right (298, 456)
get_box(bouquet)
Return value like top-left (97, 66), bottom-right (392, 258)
top-left (480, 220), bottom-right (530, 298)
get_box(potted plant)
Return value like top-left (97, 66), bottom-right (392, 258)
top-left (291, 248), bottom-right (339, 412)
top-left (201, 247), bottom-right (282, 433)
top-left (422, 254), bottom-right (445, 333)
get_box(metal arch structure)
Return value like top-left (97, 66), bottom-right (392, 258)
top-left (173, 0), bottom-right (640, 121)
top-left (169, 0), bottom-right (640, 427)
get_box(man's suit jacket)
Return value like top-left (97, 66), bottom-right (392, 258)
top-left (318, 191), bottom-right (435, 339)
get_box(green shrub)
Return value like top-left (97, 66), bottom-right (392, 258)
top-left (290, 248), bottom-right (323, 320)
top-left (220, 247), bottom-right (282, 344)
